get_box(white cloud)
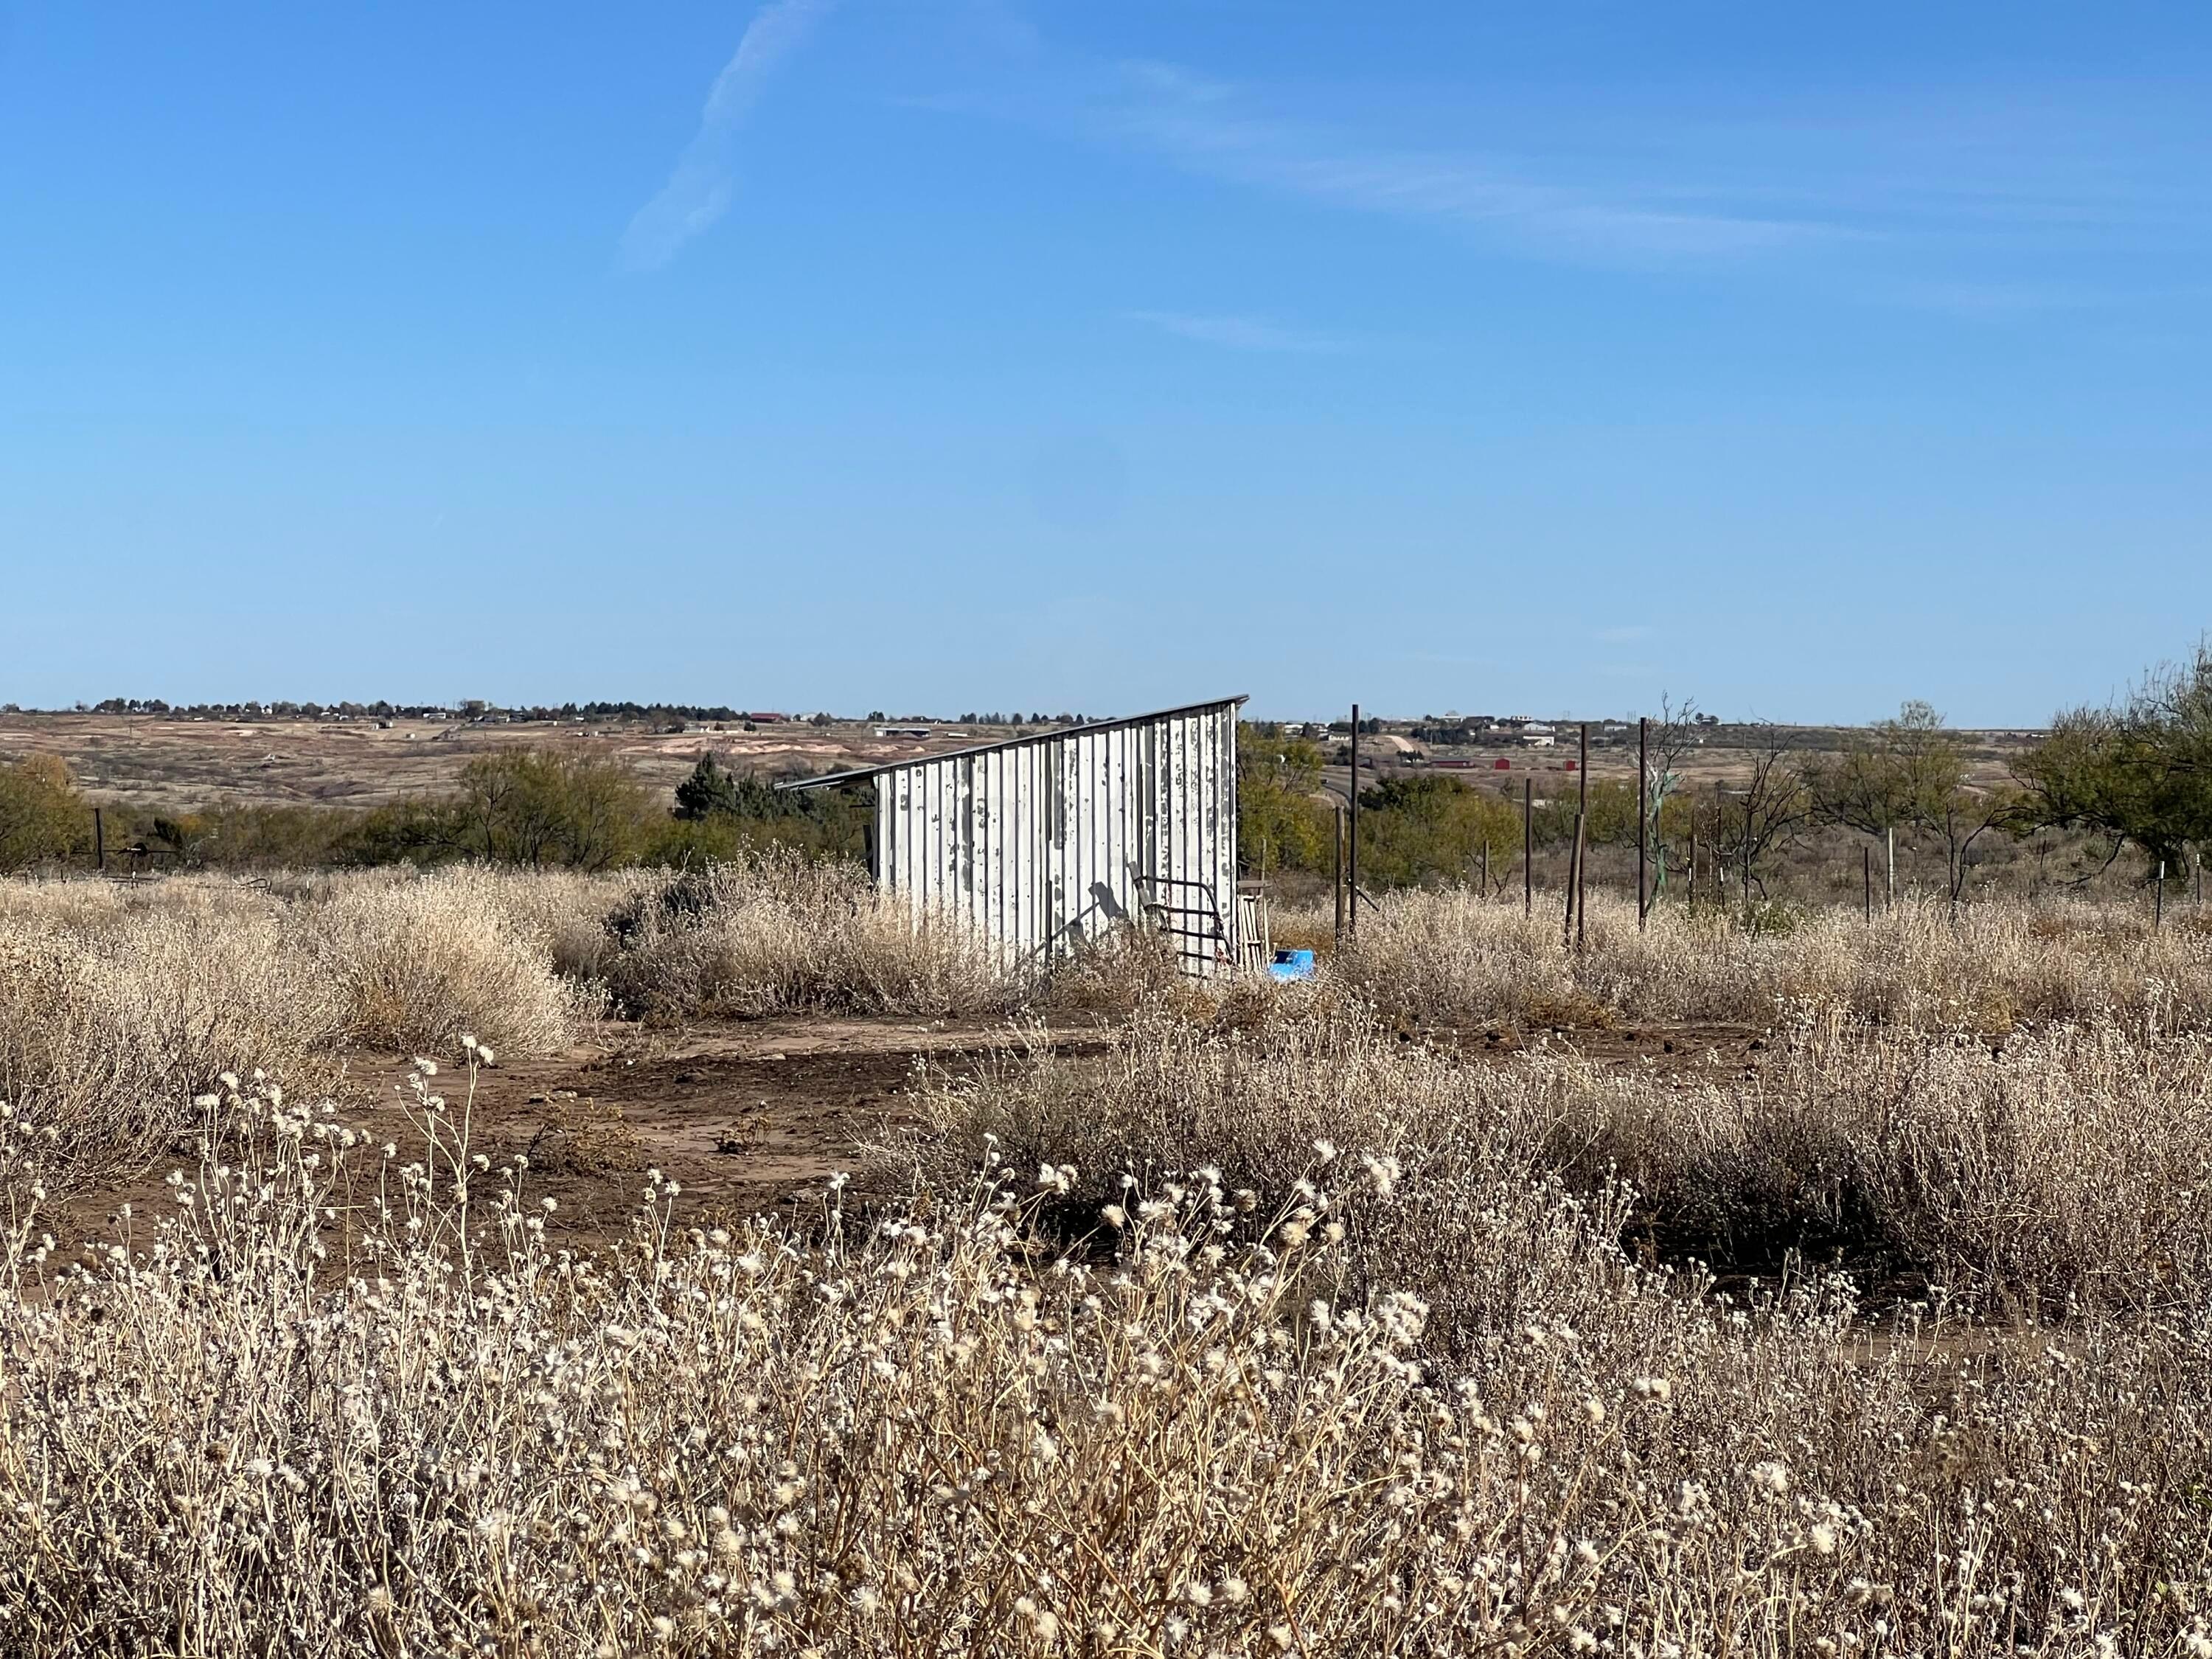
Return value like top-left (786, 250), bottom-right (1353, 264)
top-left (620, 0), bottom-right (833, 272)
top-left (1124, 310), bottom-right (1348, 354)
top-left (1105, 60), bottom-right (1830, 265)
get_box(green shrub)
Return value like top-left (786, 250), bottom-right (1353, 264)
top-left (0, 757), bottom-right (90, 872)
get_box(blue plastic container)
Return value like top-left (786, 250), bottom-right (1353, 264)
top-left (1268, 947), bottom-right (1317, 981)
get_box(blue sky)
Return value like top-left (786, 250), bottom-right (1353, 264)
top-left (4, 2), bottom-right (2208, 723)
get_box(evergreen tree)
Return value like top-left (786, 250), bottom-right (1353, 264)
top-left (674, 753), bottom-right (742, 821)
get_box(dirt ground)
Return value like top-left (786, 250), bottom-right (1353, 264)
top-left (52, 1012), bottom-right (1781, 1262)
top-left (52, 1015), bottom-right (1116, 1256)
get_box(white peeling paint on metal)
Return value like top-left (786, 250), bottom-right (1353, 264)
top-left (867, 701), bottom-right (1239, 976)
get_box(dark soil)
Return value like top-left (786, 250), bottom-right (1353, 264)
top-left (53, 1016), bottom-right (1113, 1256)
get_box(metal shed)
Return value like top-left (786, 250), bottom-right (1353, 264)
top-left (782, 697), bottom-right (1245, 976)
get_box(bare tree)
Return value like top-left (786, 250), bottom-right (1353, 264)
top-left (1928, 780), bottom-right (2025, 903)
top-left (1643, 692), bottom-right (1703, 901)
top-left (1713, 721), bottom-right (1812, 902)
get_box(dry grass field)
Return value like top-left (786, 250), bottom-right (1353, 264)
top-left (0, 711), bottom-right (990, 813)
top-left (1, 860), bottom-right (2210, 1653)
top-left (0, 707), bottom-right (2028, 816)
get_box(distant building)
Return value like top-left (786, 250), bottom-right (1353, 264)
top-left (1520, 733), bottom-right (1556, 748)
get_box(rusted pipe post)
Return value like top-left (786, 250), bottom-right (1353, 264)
top-left (1332, 801), bottom-right (1346, 943)
top-left (1636, 716), bottom-right (1648, 930)
top-left (1569, 811), bottom-right (1587, 952)
top-left (1348, 703), bottom-right (1360, 939)
top-left (1742, 795), bottom-right (1753, 911)
top-left (1576, 723), bottom-right (1589, 951)
top-left (1562, 815), bottom-right (1579, 948)
top-left (1522, 776), bottom-right (1533, 919)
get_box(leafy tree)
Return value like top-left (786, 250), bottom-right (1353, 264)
top-left (2017, 644), bottom-right (2212, 874)
top-left (0, 755), bottom-right (91, 871)
top-left (674, 753), bottom-right (743, 821)
top-left (453, 750), bottom-right (655, 870)
top-left (1237, 727), bottom-right (1334, 875)
top-left (1357, 774), bottom-right (1519, 889)
top-left (1806, 700), bottom-right (1957, 841)
top-left (195, 803), bottom-right (361, 869)
top-left (1573, 779), bottom-right (1641, 848)
top-left (345, 799), bottom-right (473, 868)
top-left (1807, 701), bottom-right (2025, 900)
top-left (656, 754), bottom-right (872, 864)
top-left (344, 750), bottom-right (658, 871)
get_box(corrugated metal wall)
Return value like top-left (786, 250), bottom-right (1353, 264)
top-left (873, 701), bottom-right (1240, 975)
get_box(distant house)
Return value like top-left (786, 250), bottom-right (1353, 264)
top-left (1520, 733), bottom-right (1556, 748)
top-left (874, 725), bottom-right (935, 739)
top-left (748, 712), bottom-right (791, 724)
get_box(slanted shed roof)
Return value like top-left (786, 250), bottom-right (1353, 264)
top-left (778, 696), bottom-right (1250, 792)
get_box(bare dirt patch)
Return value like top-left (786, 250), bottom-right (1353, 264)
top-left (51, 1015), bottom-right (1110, 1254)
top-left (41, 1009), bottom-right (1846, 1279)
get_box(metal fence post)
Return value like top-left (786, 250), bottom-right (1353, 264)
top-left (1523, 776), bottom-right (1533, 919)
top-left (1347, 703), bottom-right (1360, 940)
top-left (1635, 716), bottom-right (1648, 930)
top-left (1576, 722), bottom-right (1589, 952)
top-left (1333, 801), bottom-right (1346, 943)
